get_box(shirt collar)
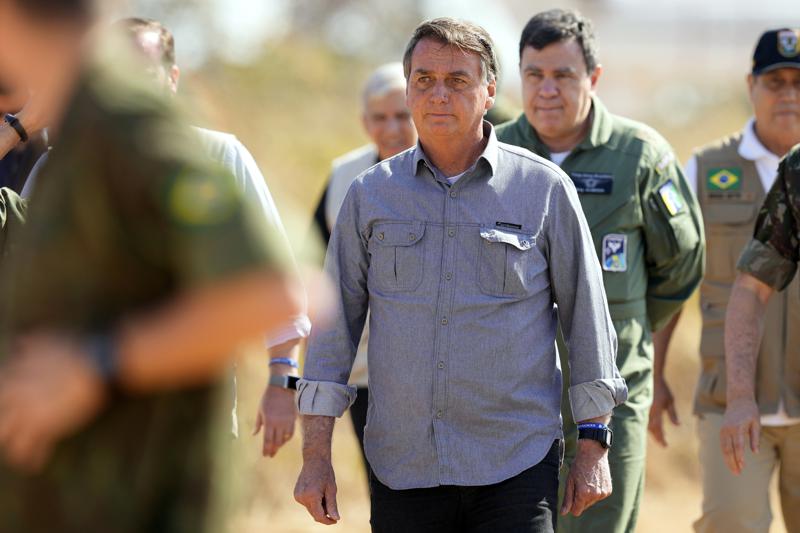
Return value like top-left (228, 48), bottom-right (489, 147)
top-left (511, 95), bottom-right (613, 157)
top-left (738, 117), bottom-right (779, 163)
top-left (413, 120), bottom-right (499, 179)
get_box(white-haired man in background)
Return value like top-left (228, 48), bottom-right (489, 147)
top-left (311, 62), bottom-right (417, 473)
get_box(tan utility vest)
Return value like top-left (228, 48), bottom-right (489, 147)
top-left (694, 132), bottom-right (800, 416)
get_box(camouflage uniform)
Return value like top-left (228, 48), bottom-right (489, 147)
top-left (0, 187), bottom-right (25, 260)
top-left (0, 62), bottom-right (280, 533)
top-left (739, 145), bottom-right (800, 296)
top-left (497, 97), bottom-right (705, 533)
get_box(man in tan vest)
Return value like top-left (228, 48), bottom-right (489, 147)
top-left (653, 28), bottom-right (800, 532)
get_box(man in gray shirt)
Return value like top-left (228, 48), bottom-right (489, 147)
top-left (294, 18), bottom-right (627, 533)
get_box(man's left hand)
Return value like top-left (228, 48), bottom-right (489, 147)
top-left (0, 334), bottom-right (107, 473)
top-left (253, 383), bottom-right (297, 457)
top-left (561, 439), bottom-right (612, 517)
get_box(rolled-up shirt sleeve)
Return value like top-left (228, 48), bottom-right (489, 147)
top-left (297, 184), bottom-right (368, 417)
top-left (546, 172), bottom-right (628, 422)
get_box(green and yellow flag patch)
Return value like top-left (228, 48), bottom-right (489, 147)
top-left (707, 168), bottom-right (741, 191)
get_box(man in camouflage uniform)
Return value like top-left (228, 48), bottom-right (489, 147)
top-left (496, 9), bottom-right (704, 533)
top-left (655, 29), bottom-right (800, 533)
top-left (720, 145), bottom-right (800, 533)
top-left (0, 1), bottom-right (301, 532)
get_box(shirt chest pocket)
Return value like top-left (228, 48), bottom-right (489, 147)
top-left (478, 227), bottom-right (546, 298)
top-left (368, 221), bottom-right (426, 292)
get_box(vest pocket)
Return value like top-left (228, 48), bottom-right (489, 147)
top-left (477, 227), bottom-right (544, 298)
top-left (368, 221), bottom-right (425, 292)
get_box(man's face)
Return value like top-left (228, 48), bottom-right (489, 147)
top-left (132, 30), bottom-right (179, 95)
top-left (520, 39), bottom-right (600, 144)
top-left (749, 67), bottom-right (800, 145)
top-left (362, 88), bottom-right (417, 159)
top-left (406, 38), bottom-right (495, 144)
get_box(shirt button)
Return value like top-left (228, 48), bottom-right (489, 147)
top-left (409, 233), bottom-right (416, 241)
top-left (436, 410), bottom-right (443, 419)
top-left (448, 229), bottom-right (455, 237)
top-left (438, 361), bottom-right (445, 369)
top-left (449, 191), bottom-right (457, 198)
top-left (377, 232), bottom-right (385, 240)
top-left (444, 272), bottom-right (453, 281)
top-left (441, 317), bottom-right (448, 325)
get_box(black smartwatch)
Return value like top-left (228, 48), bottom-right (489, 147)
top-left (84, 333), bottom-right (120, 383)
top-left (268, 375), bottom-right (300, 390)
top-left (577, 423), bottom-right (613, 449)
top-left (4, 113), bottom-right (29, 143)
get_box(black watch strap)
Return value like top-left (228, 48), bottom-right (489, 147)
top-left (84, 334), bottom-right (120, 384)
top-left (4, 114), bottom-right (29, 143)
top-left (577, 425), bottom-right (613, 449)
top-left (268, 375), bottom-right (300, 390)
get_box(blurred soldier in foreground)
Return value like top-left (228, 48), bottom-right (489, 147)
top-left (655, 29), bottom-right (800, 533)
top-left (311, 61), bottom-right (417, 469)
top-left (0, 1), bottom-right (304, 532)
top-left (496, 9), bottom-right (704, 533)
top-left (295, 17), bottom-right (626, 532)
top-left (116, 16), bottom-right (311, 456)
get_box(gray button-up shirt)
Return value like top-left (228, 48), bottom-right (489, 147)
top-left (298, 123), bottom-right (627, 490)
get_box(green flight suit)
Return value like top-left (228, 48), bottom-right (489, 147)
top-left (497, 97), bottom-right (705, 533)
top-left (0, 62), bottom-right (282, 533)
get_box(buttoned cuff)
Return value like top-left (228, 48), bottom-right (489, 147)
top-left (265, 314), bottom-right (312, 348)
top-left (296, 379), bottom-right (357, 417)
top-left (737, 239), bottom-right (797, 291)
top-left (569, 378), bottom-right (628, 422)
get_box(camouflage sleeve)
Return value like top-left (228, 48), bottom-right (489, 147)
top-left (737, 149), bottom-right (800, 290)
top-left (0, 187), bottom-right (26, 261)
top-left (640, 147), bottom-right (706, 331)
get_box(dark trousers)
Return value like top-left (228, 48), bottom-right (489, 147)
top-left (369, 440), bottom-right (561, 533)
top-left (349, 386), bottom-right (369, 469)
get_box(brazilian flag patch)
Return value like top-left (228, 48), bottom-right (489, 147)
top-left (707, 168), bottom-right (741, 191)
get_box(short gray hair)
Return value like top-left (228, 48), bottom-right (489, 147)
top-left (362, 62), bottom-right (406, 108)
top-left (403, 18), bottom-right (499, 84)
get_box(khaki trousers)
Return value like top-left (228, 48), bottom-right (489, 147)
top-left (694, 413), bottom-right (800, 533)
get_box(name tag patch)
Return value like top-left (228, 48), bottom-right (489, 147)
top-left (570, 172), bottom-right (613, 194)
top-left (658, 180), bottom-right (685, 216)
top-left (602, 234), bottom-right (627, 272)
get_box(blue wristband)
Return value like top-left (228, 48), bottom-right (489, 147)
top-left (577, 423), bottom-right (608, 430)
top-left (269, 357), bottom-right (299, 369)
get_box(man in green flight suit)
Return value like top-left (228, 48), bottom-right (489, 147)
top-left (0, 1), bottom-right (304, 532)
top-left (497, 9), bottom-right (705, 533)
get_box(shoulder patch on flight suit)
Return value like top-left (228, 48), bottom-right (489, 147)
top-left (658, 180), bottom-right (686, 216)
top-left (656, 152), bottom-right (674, 173)
top-left (706, 168), bottom-right (742, 192)
top-left (602, 233), bottom-right (627, 272)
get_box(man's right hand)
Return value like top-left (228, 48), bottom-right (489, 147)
top-left (294, 456), bottom-right (340, 525)
top-left (720, 398), bottom-right (760, 475)
top-left (561, 439), bottom-right (612, 517)
top-left (648, 377), bottom-right (680, 447)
